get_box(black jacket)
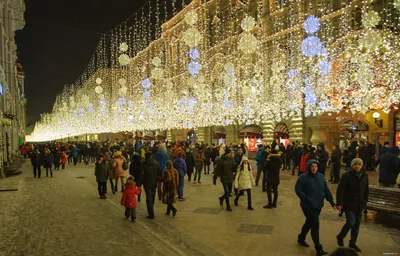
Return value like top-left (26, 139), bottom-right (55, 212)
top-left (336, 169), bottom-right (369, 212)
top-left (130, 154), bottom-right (143, 186)
top-left (185, 151), bottom-right (195, 173)
top-left (214, 156), bottom-right (236, 183)
top-left (316, 143), bottom-right (329, 169)
top-left (379, 146), bottom-right (400, 185)
top-left (265, 156), bottom-right (282, 186)
top-left (141, 158), bottom-right (162, 189)
top-left (30, 151), bottom-right (43, 166)
top-left (331, 148), bottom-right (341, 165)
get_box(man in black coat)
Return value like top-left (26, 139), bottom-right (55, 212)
top-left (30, 148), bottom-right (43, 178)
top-left (336, 158), bottom-right (369, 252)
top-left (141, 152), bottom-right (162, 219)
top-left (263, 150), bottom-right (282, 209)
top-left (213, 149), bottom-right (236, 211)
top-left (378, 146), bottom-right (400, 187)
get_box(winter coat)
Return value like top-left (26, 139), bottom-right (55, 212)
top-left (234, 153), bottom-right (244, 168)
top-left (211, 147), bottom-right (219, 162)
top-left (185, 151), bottom-right (195, 174)
top-left (121, 180), bottom-right (141, 208)
top-left (214, 156), bottom-right (236, 183)
top-left (234, 162), bottom-right (255, 190)
top-left (379, 146), bottom-right (400, 185)
top-left (30, 151), bottom-right (43, 166)
top-left (294, 147), bottom-right (304, 165)
top-left (204, 148), bottom-right (212, 165)
top-left (155, 149), bottom-right (170, 173)
top-left (21, 145), bottom-right (27, 155)
top-left (358, 146), bottom-right (373, 166)
top-left (70, 146), bottom-right (79, 158)
top-left (336, 169), bottom-right (369, 212)
top-left (331, 148), bottom-right (341, 166)
top-left (43, 153), bottom-right (53, 168)
top-left (95, 162), bottom-right (109, 182)
top-left (265, 156), bottom-right (282, 186)
top-left (295, 159), bottom-right (335, 209)
top-left (299, 154), bottom-right (309, 173)
top-left (173, 157), bottom-right (187, 177)
top-left (316, 143), bottom-right (329, 169)
top-left (345, 141), bottom-right (358, 167)
top-left (256, 147), bottom-right (265, 169)
top-left (112, 157), bottom-right (127, 178)
top-left (141, 159), bottom-right (162, 189)
top-left (160, 167), bottom-right (179, 205)
top-left (53, 151), bottom-right (61, 166)
top-left (194, 150), bottom-right (205, 168)
top-left (130, 154), bottom-right (143, 186)
top-left (60, 152), bottom-right (67, 164)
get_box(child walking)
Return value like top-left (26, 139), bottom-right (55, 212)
top-left (95, 154), bottom-right (109, 199)
top-left (60, 151), bottom-right (67, 170)
top-left (121, 176), bottom-right (141, 222)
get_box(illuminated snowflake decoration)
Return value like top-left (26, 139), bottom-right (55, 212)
top-left (241, 16), bottom-right (256, 32)
top-left (141, 78), bottom-right (151, 89)
top-left (304, 15), bottom-right (321, 34)
top-left (362, 10), bottom-right (381, 28)
top-left (151, 67), bottom-right (164, 80)
top-left (318, 61), bottom-right (332, 76)
top-left (143, 91), bottom-right (150, 99)
top-left (96, 78), bottom-right (102, 85)
top-left (288, 69), bottom-right (297, 79)
top-left (182, 28), bottom-right (203, 48)
top-left (189, 48), bottom-right (200, 60)
top-left (151, 57), bottom-right (162, 67)
top-left (119, 42), bottom-right (128, 52)
top-left (118, 78), bottom-right (127, 86)
top-left (302, 36), bottom-right (323, 57)
top-left (238, 33), bottom-right (258, 54)
top-left (118, 54), bottom-right (131, 66)
top-left (184, 10), bottom-right (198, 26)
top-left (188, 61), bottom-right (201, 76)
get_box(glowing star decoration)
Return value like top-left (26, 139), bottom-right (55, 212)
top-left (118, 54), bottom-right (131, 66)
top-left (143, 91), bottom-right (150, 99)
top-left (362, 10), bottom-right (381, 28)
top-left (151, 57), bottom-right (162, 67)
top-left (184, 10), bottom-right (198, 26)
top-left (141, 78), bottom-right (151, 89)
top-left (96, 78), bottom-right (102, 85)
top-left (182, 28), bottom-right (203, 47)
top-left (241, 16), bottom-right (256, 32)
top-left (118, 78), bottom-right (127, 86)
top-left (187, 61), bottom-right (201, 76)
top-left (238, 33), bottom-right (258, 54)
top-left (288, 69), bottom-right (297, 79)
top-left (318, 61), bottom-right (332, 76)
top-left (189, 48), bottom-right (200, 60)
top-left (151, 68), bottom-right (164, 80)
top-left (119, 42), bottom-right (128, 52)
top-left (302, 36), bottom-right (323, 57)
top-left (304, 15), bottom-right (321, 34)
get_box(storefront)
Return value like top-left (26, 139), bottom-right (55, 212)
top-left (214, 127), bottom-right (226, 145)
top-left (274, 123), bottom-right (290, 148)
top-left (240, 125), bottom-right (263, 152)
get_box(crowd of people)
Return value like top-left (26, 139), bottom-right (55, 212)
top-left (21, 139), bottom-right (400, 256)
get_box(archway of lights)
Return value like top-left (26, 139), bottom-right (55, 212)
top-left (29, 0), bottom-right (400, 142)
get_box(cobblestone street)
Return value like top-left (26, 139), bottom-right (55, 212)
top-left (1, 162), bottom-right (399, 256)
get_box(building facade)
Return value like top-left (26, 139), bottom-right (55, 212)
top-left (0, 0), bottom-right (26, 176)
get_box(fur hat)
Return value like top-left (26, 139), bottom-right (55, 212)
top-left (351, 158), bottom-right (363, 166)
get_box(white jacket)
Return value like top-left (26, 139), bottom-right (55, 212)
top-left (234, 163), bottom-right (255, 190)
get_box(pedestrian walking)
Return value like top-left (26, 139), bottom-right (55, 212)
top-left (31, 148), bottom-right (43, 178)
top-left (255, 144), bottom-right (265, 186)
top-left (141, 152), bottom-right (162, 219)
top-left (53, 148), bottom-right (61, 170)
top-left (185, 147), bottom-right (195, 181)
top-left (95, 154), bottom-right (109, 199)
top-left (155, 145), bottom-right (170, 200)
top-left (43, 148), bottom-right (53, 178)
top-left (233, 156), bottom-right (255, 210)
top-left (121, 176), bottom-right (141, 222)
top-left (204, 145), bottom-right (212, 175)
top-left (295, 159), bottom-right (336, 256)
top-left (316, 143), bottom-right (329, 176)
top-left (130, 153), bottom-right (143, 201)
top-left (173, 152), bottom-right (187, 200)
top-left (161, 160), bottom-right (179, 217)
top-left (330, 145), bottom-right (341, 183)
top-left (378, 146), bottom-right (400, 188)
top-left (336, 158), bottom-right (369, 253)
top-left (213, 148), bottom-right (236, 211)
top-left (60, 151), bottom-right (67, 170)
top-left (263, 150), bottom-right (282, 209)
top-left (193, 146), bottom-right (205, 184)
top-left (112, 151), bottom-right (127, 192)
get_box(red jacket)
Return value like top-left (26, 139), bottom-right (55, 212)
top-left (299, 154), bottom-right (309, 173)
top-left (21, 145), bottom-right (27, 155)
top-left (60, 152), bottom-right (67, 164)
top-left (121, 180), bottom-right (141, 208)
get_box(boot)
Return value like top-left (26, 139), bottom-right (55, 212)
top-left (234, 193), bottom-right (240, 206)
top-left (297, 235), bottom-right (309, 247)
top-left (114, 185), bottom-right (117, 192)
top-left (316, 249), bottom-right (328, 256)
top-left (247, 190), bottom-right (253, 210)
top-left (219, 196), bottom-right (224, 206)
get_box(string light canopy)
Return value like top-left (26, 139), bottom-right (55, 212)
top-left (28, 0), bottom-right (400, 142)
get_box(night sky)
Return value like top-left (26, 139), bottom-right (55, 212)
top-left (16, 0), bottom-right (148, 121)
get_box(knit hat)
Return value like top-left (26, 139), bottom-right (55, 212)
top-left (351, 158), bottom-right (363, 167)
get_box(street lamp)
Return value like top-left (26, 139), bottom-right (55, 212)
top-left (373, 112), bottom-right (383, 128)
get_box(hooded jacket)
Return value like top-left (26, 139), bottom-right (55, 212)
top-left (295, 159), bottom-right (334, 209)
top-left (256, 146), bottom-right (265, 169)
top-left (214, 155), bottom-right (236, 183)
top-left (155, 149), bottom-right (170, 174)
top-left (379, 146), bottom-right (400, 185)
top-left (234, 159), bottom-right (255, 190)
top-left (173, 157), bottom-right (187, 177)
top-left (121, 179), bottom-right (141, 208)
top-left (316, 143), bottom-right (329, 169)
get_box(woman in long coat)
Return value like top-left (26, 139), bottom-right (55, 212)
top-left (160, 160), bottom-right (179, 216)
top-left (233, 156), bottom-right (255, 210)
top-left (112, 151), bottom-right (127, 192)
top-left (264, 150), bottom-right (282, 208)
top-left (185, 148), bottom-right (195, 181)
